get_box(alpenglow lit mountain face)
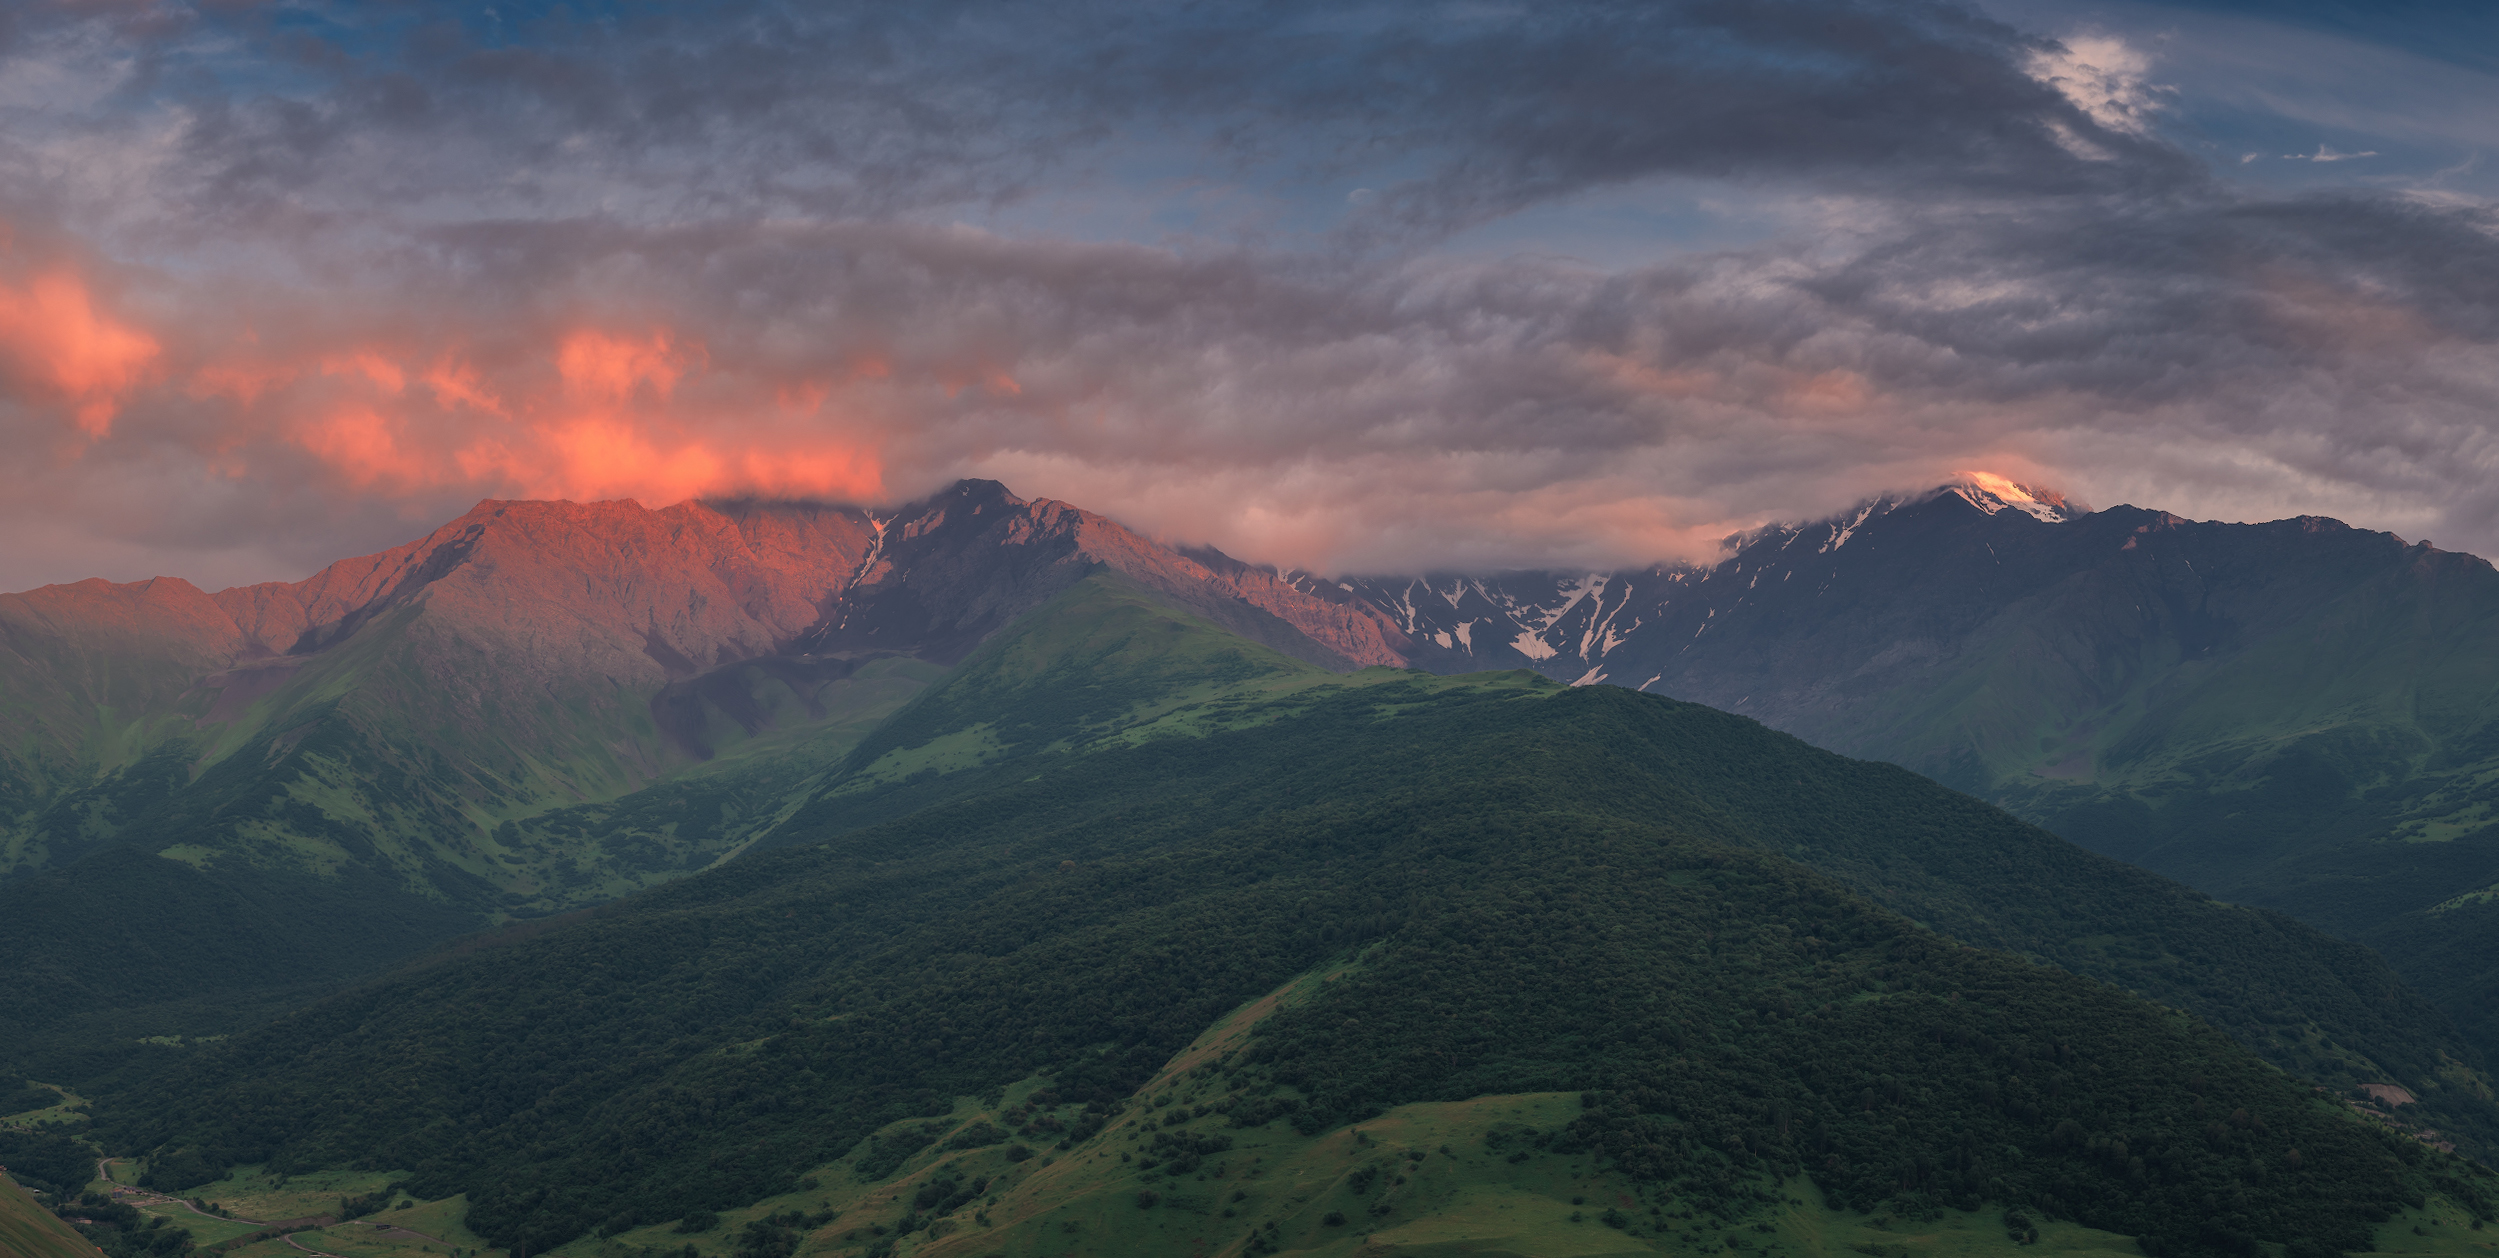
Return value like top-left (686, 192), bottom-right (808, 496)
top-left (0, 480), bottom-right (1417, 1043)
top-left (0, 478), bottom-right (1403, 879)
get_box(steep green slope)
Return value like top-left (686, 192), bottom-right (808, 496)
top-left (0, 499), bottom-right (892, 888)
top-left (0, 504), bottom-right (940, 1059)
top-left (1779, 514), bottom-right (2499, 1084)
top-left (779, 574), bottom-right (2499, 1155)
top-left (0, 483), bottom-right (1403, 1057)
top-left (67, 614), bottom-right (939, 918)
top-left (1422, 494), bottom-right (2499, 1073)
top-left (0, 845), bottom-right (475, 1051)
top-left (0, 1172), bottom-right (93, 1258)
top-left (0, 656), bottom-right (938, 1086)
top-left (1969, 531), bottom-right (2499, 943)
top-left (0, 577), bottom-right (253, 874)
top-left (95, 577), bottom-right (2498, 1258)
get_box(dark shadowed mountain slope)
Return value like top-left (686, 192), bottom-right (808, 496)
top-left (97, 576), bottom-right (2499, 1258)
top-left (1319, 481), bottom-right (2499, 1067)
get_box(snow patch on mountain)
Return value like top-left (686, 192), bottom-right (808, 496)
top-left (1948, 472), bottom-right (2079, 523)
top-left (1821, 502), bottom-right (1881, 553)
top-left (1527, 575), bottom-right (1607, 629)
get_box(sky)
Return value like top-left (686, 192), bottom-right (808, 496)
top-left (4, 0), bottom-right (2499, 590)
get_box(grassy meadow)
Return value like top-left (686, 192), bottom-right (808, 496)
top-left (3, 1081), bottom-right (85, 1130)
top-left (2, 1171), bottom-right (95, 1258)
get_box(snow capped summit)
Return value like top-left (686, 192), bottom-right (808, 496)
top-left (1301, 473), bottom-right (2103, 683)
top-left (1942, 471), bottom-right (2081, 523)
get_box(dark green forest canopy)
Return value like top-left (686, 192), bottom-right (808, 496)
top-left (799, 578), bottom-right (2499, 1152)
top-left (92, 646), bottom-right (2498, 1257)
top-left (1545, 689), bottom-right (2499, 1155)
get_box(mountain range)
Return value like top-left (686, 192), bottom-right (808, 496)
top-left (66, 572), bottom-right (2499, 1258)
top-left (1306, 478), bottom-right (2499, 1065)
top-left (0, 482), bottom-right (1422, 1048)
top-left (9, 476), bottom-right (2499, 1257)
top-left (14, 477), bottom-right (2499, 1043)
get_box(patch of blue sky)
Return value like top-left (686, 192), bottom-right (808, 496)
top-left (2149, 0), bottom-right (2499, 76)
top-left (1424, 179), bottom-right (1802, 268)
top-left (1981, 0), bottom-right (2499, 198)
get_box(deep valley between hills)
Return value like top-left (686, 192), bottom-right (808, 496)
top-left (9, 483), bottom-right (2499, 1258)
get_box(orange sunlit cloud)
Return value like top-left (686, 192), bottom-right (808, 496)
top-left (542, 418), bottom-right (722, 504)
top-left (739, 446), bottom-right (883, 499)
top-left (558, 330), bottom-right (688, 401)
top-left (297, 409), bottom-right (420, 489)
top-left (165, 320), bottom-right (898, 509)
top-left (423, 359), bottom-right (506, 415)
top-left (0, 267), bottom-right (159, 435)
top-left (191, 361), bottom-right (300, 405)
top-left (451, 418), bottom-right (885, 506)
top-left (324, 351), bottom-right (408, 394)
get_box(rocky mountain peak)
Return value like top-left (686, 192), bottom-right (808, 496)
top-left (1940, 472), bottom-right (2083, 523)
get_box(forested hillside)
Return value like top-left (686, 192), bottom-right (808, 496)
top-left (775, 575), bottom-right (2499, 1155)
top-left (1334, 484), bottom-right (2499, 1078)
top-left (90, 576), bottom-right (2499, 1258)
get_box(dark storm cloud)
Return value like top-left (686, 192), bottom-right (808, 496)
top-left (0, 0), bottom-right (2494, 588)
top-left (42, 1), bottom-right (2179, 237)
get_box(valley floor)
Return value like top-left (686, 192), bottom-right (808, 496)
top-left (58, 1058), bottom-right (2499, 1258)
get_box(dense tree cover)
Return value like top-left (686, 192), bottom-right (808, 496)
top-left (2024, 740), bottom-right (2499, 1074)
top-left (1234, 833), bottom-right (2480, 1256)
top-left (89, 654), bottom-right (2497, 1258)
top-left (0, 654), bottom-right (923, 1079)
top-left (51, 1193), bottom-right (195, 1258)
top-left (137, 1147), bottom-right (221, 1193)
top-left (799, 577), bottom-right (2499, 1149)
top-left (1538, 691), bottom-right (2499, 1156)
top-left (0, 1126), bottom-right (93, 1196)
top-left (0, 704), bottom-right (500, 1045)
top-left (2363, 897), bottom-right (2499, 1087)
top-left (0, 841), bottom-right (476, 1089)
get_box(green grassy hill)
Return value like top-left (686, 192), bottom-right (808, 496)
top-left (772, 575), bottom-right (2499, 1157)
top-left (88, 575), bottom-right (2499, 1258)
top-left (0, 630), bottom-right (938, 1078)
top-left (0, 1171), bottom-right (100, 1258)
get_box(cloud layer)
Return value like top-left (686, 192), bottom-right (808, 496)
top-left (2, 0), bottom-right (2497, 589)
